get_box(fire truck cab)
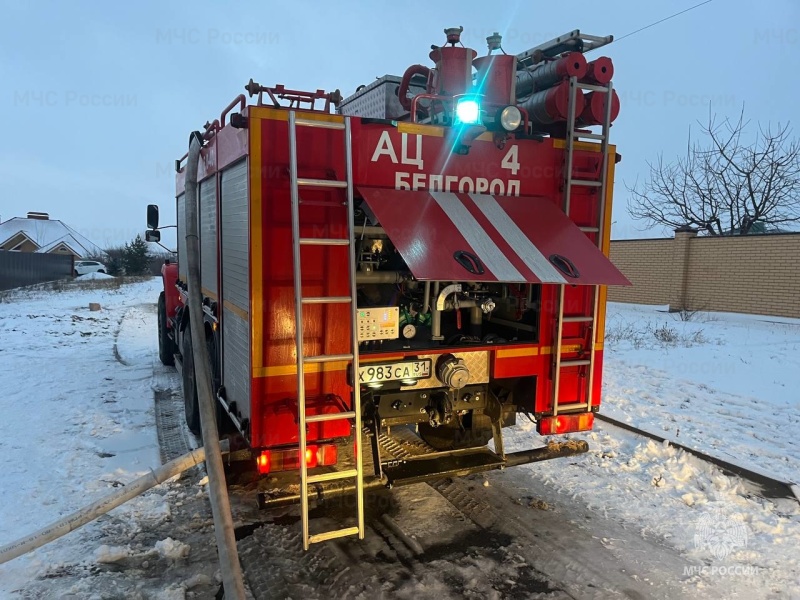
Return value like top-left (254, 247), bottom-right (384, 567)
top-left (148, 27), bottom-right (629, 547)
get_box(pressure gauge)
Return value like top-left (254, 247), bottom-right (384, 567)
top-left (401, 323), bottom-right (417, 339)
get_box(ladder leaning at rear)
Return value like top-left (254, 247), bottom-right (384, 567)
top-left (287, 111), bottom-right (365, 550)
top-left (551, 77), bottom-right (615, 416)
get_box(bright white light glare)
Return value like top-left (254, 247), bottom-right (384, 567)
top-left (455, 98), bottom-right (481, 124)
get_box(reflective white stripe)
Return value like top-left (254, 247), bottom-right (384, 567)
top-left (430, 192), bottom-right (523, 281)
top-left (468, 194), bottom-right (568, 284)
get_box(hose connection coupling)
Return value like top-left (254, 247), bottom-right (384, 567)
top-left (480, 298), bottom-right (496, 314)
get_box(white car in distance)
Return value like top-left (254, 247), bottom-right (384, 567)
top-left (74, 260), bottom-right (107, 277)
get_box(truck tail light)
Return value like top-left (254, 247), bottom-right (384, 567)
top-left (256, 452), bottom-right (270, 474)
top-left (256, 444), bottom-right (338, 475)
top-left (537, 412), bottom-right (594, 435)
top-left (318, 444), bottom-right (338, 466)
top-left (304, 446), bottom-right (318, 469)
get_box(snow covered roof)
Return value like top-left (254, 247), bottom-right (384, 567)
top-left (37, 234), bottom-right (86, 256)
top-left (0, 216), bottom-right (105, 258)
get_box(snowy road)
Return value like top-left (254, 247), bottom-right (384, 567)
top-left (0, 281), bottom-right (798, 598)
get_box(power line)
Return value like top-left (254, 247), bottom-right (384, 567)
top-left (616, 0), bottom-right (713, 42)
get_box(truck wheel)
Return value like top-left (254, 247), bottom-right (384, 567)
top-left (181, 327), bottom-right (201, 435)
top-left (206, 330), bottom-right (230, 433)
top-left (157, 292), bottom-right (176, 366)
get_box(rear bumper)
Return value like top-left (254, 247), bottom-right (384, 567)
top-left (257, 440), bottom-right (589, 509)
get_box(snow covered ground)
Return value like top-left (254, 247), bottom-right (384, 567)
top-left (0, 278), bottom-right (220, 598)
top-left (602, 302), bottom-right (800, 484)
top-left (0, 282), bottom-right (797, 598)
top-left (503, 302), bottom-right (800, 597)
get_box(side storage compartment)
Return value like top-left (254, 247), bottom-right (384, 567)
top-left (199, 177), bottom-right (218, 298)
top-left (219, 158), bottom-right (251, 431)
top-left (176, 193), bottom-right (187, 281)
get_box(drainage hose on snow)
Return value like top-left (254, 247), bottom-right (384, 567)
top-left (0, 443), bottom-right (226, 566)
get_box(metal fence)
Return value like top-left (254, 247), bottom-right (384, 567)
top-left (0, 251), bottom-right (74, 291)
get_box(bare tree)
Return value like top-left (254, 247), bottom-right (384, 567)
top-left (627, 108), bottom-right (800, 235)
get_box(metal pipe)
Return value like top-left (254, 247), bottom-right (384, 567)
top-left (259, 476), bottom-right (387, 509)
top-left (220, 94), bottom-right (246, 127)
top-left (355, 271), bottom-right (407, 284)
top-left (185, 134), bottom-right (246, 598)
top-left (398, 64), bottom-right (432, 111)
top-left (433, 296), bottom-right (489, 337)
top-left (433, 283), bottom-right (463, 340)
top-left (469, 305), bottom-right (482, 337)
top-left (444, 298), bottom-right (478, 309)
top-left (410, 93), bottom-right (453, 124)
top-left (423, 281), bottom-right (431, 313)
top-left (435, 283), bottom-right (462, 311)
top-left (503, 440), bottom-right (589, 466)
top-left (431, 281), bottom-right (442, 340)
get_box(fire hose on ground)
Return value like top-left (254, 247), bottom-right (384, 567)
top-left (183, 131), bottom-right (247, 598)
top-left (0, 443), bottom-right (227, 566)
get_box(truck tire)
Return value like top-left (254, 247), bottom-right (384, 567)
top-left (181, 327), bottom-right (201, 435)
top-left (157, 292), bottom-right (176, 366)
top-left (205, 330), bottom-right (229, 433)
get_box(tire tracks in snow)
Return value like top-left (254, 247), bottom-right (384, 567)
top-left (112, 307), bottom-right (132, 366)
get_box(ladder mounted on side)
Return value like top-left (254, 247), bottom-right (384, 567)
top-left (551, 77), bottom-right (615, 416)
top-left (288, 111), bottom-right (365, 550)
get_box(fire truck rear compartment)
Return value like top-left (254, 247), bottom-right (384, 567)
top-left (166, 104), bottom-right (628, 473)
top-left (174, 125), bottom-right (615, 447)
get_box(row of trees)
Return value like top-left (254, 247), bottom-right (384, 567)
top-left (627, 108), bottom-right (800, 236)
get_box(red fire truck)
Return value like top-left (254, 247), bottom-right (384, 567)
top-left (146, 27), bottom-right (629, 548)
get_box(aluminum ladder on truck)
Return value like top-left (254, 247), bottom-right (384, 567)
top-left (551, 77), bottom-right (615, 416)
top-left (288, 111), bottom-right (365, 550)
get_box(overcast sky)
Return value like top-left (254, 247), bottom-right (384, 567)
top-left (1, 0), bottom-right (797, 248)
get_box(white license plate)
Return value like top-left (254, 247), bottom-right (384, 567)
top-left (358, 360), bottom-right (431, 384)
